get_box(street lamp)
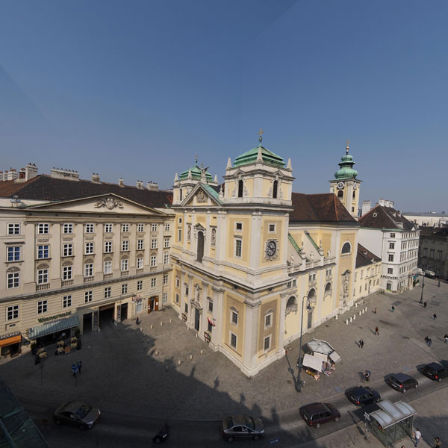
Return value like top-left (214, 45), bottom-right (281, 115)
top-left (296, 296), bottom-right (311, 392)
top-left (419, 273), bottom-right (425, 304)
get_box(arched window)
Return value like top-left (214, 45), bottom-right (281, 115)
top-left (308, 288), bottom-right (316, 301)
top-left (285, 296), bottom-right (297, 316)
top-left (273, 180), bottom-right (278, 199)
top-left (338, 190), bottom-right (343, 198)
top-left (352, 190), bottom-right (356, 199)
top-left (341, 242), bottom-right (351, 254)
top-left (325, 282), bottom-right (332, 296)
top-left (238, 180), bottom-right (243, 198)
top-left (197, 231), bottom-right (204, 262)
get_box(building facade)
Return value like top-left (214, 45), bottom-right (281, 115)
top-left (418, 227), bottom-right (448, 280)
top-left (0, 169), bottom-right (173, 355)
top-left (353, 244), bottom-right (382, 301)
top-left (359, 205), bottom-right (419, 292)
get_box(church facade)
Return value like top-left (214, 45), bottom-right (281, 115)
top-left (170, 139), bottom-right (360, 376)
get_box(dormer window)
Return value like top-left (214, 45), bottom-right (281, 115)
top-left (273, 180), bottom-right (278, 199)
top-left (238, 180), bottom-right (243, 198)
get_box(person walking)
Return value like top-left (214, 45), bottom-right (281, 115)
top-left (433, 436), bottom-right (441, 448)
top-left (77, 360), bottom-right (82, 375)
top-left (414, 428), bottom-right (422, 447)
top-left (360, 339), bottom-right (364, 348)
top-left (391, 305), bottom-right (395, 312)
top-left (423, 301), bottom-right (427, 308)
top-left (71, 363), bottom-right (78, 377)
top-left (375, 326), bottom-right (379, 336)
top-left (433, 313), bottom-right (437, 320)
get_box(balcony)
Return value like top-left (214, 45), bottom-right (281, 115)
top-left (36, 283), bottom-right (50, 291)
top-left (61, 280), bottom-right (74, 287)
top-left (103, 273), bottom-right (113, 279)
top-left (84, 276), bottom-right (94, 283)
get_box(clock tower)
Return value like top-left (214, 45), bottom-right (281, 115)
top-left (329, 142), bottom-right (361, 219)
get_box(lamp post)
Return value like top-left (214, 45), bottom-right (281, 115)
top-left (296, 296), bottom-right (310, 392)
top-left (419, 274), bottom-right (425, 304)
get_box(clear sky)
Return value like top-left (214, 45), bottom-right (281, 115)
top-left (1, 0), bottom-right (447, 212)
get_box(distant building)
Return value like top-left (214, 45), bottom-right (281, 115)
top-left (418, 227), bottom-right (448, 280)
top-left (403, 212), bottom-right (448, 228)
top-left (359, 204), bottom-right (419, 292)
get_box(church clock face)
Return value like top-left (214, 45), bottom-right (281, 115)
top-left (265, 240), bottom-right (277, 258)
top-left (337, 181), bottom-right (345, 190)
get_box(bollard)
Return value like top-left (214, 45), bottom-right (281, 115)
top-left (177, 360), bottom-right (182, 366)
top-left (359, 311), bottom-right (362, 316)
top-left (189, 354), bottom-right (193, 360)
top-left (160, 321), bottom-right (163, 326)
top-left (349, 317), bottom-right (352, 323)
top-left (150, 324), bottom-right (153, 329)
top-left (345, 319), bottom-right (349, 325)
top-left (355, 303), bottom-right (358, 308)
top-left (353, 315), bottom-right (356, 320)
top-left (200, 349), bottom-right (204, 355)
top-left (170, 319), bottom-right (172, 323)
top-left (335, 314), bottom-right (338, 320)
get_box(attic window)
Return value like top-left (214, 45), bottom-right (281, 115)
top-left (372, 212), bottom-right (377, 217)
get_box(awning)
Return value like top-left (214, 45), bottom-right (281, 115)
top-left (369, 400), bottom-right (416, 429)
top-left (28, 315), bottom-right (80, 339)
top-left (0, 334), bottom-right (22, 348)
top-left (302, 353), bottom-right (324, 372)
top-left (306, 339), bottom-right (335, 355)
top-left (329, 351), bottom-right (341, 363)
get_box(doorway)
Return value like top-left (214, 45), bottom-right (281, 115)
top-left (120, 303), bottom-right (128, 321)
top-left (99, 304), bottom-right (115, 327)
top-left (148, 296), bottom-right (159, 313)
top-left (194, 307), bottom-right (200, 331)
top-left (83, 312), bottom-right (92, 333)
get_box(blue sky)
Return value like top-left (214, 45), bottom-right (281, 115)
top-left (1, 0), bottom-right (447, 211)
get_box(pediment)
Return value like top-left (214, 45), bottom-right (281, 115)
top-left (182, 183), bottom-right (222, 207)
top-left (26, 194), bottom-right (165, 216)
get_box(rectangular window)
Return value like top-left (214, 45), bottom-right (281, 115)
top-left (163, 273), bottom-right (168, 285)
top-left (265, 313), bottom-right (272, 328)
top-left (185, 303), bottom-right (188, 313)
top-left (121, 240), bottom-right (129, 251)
top-left (104, 241), bottom-right (112, 253)
top-left (85, 290), bottom-right (93, 303)
top-left (121, 223), bottom-right (129, 233)
top-left (208, 300), bottom-right (213, 313)
top-left (390, 233), bottom-right (395, 238)
top-left (137, 257), bottom-right (144, 269)
top-left (7, 272), bottom-right (19, 288)
top-left (151, 223), bottom-right (158, 232)
top-left (151, 239), bottom-right (158, 249)
top-left (122, 283), bottom-right (128, 294)
top-left (164, 223), bottom-right (170, 232)
top-left (388, 254), bottom-right (394, 262)
top-left (389, 242), bottom-right (395, 249)
top-left (150, 255), bottom-right (157, 267)
top-left (37, 300), bottom-right (48, 314)
top-left (7, 305), bottom-right (19, 320)
top-left (62, 265), bottom-right (72, 280)
top-left (63, 295), bottom-right (72, 308)
top-left (164, 237), bottom-right (170, 248)
top-left (84, 263), bottom-right (93, 277)
top-left (176, 277), bottom-right (180, 288)
top-left (162, 292), bottom-right (167, 304)
top-left (230, 332), bottom-right (237, 349)
top-left (235, 238), bottom-right (242, 257)
top-left (85, 223), bottom-right (95, 233)
top-left (121, 259), bottom-right (129, 271)
top-left (163, 252), bottom-right (169, 264)
top-left (137, 280), bottom-right (143, 291)
top-left (63, 243), bottom-right (73, 257)
top-left (207, 320), bottom-right (213, 332)
top-left (137, 239), bottom-right (144, 250)
top-left (104, 223), bottom-right (113, 233)
top-left (231, 310), bottom-right (238, 325)
top-left (178, 229), bottom-right (182, 241)
top-left (104, 287), bottom-right (111, 298)
top-left (63, 223), bottom-right (73, 234)
top-left (37, 269), bottom-right (48, 284)
top-left (269, 224), bottom-right (276, 232)
top-left (85, 242), bottom-right (94, 255)
top-left (137, 223), bottom-right (144, 232)
top-left (8, 223), bottom-right (20, 235)
top-left (104, 260), bottom-right (112, 274)
top-left (387, 268), bottom-right (393, 274)
top-left (37, 223), bottom-right (49, 234)
top-left (235, 222), bottom-right (242, 231)
top-left (185, 284), bottom-right (189, 296)
top-left (37, 245), bottom-right (49, 259)
top-left (175, 293), bottom-right (179, 304)
top-left (264, 335), bottom-right (271, 351)
top-left (7, 246), bottom-right (21, 261)
top-left (151, 278), bottom-right (156, 288)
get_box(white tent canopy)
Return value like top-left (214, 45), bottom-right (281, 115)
top-left (302, 353), bottom-right (324, 372)
top-left (306, 339), bottom-right (341, 363)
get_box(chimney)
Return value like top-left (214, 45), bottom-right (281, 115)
top-left (91, 173), bottom-right (100, 183)
top-left (361, 200), bottom-right (371, 216)
top-left (50, 168), bottom-right (79, 181)
top-left (146, 181), bottom-right (159, 191)
top-left (118, 178), bottom-right (124, 187)
top-left (7, 169), bottom-right (17, 181)
top-left (25, 163), bottom-right (38, 181)
top-left (136, 180), bottom-right (144, 190)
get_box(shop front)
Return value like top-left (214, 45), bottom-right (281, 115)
top-left (28, 315), bottom-right (80, 346)
top-left (0, 332), bottom-right (22, 357)
top-left (148, 296), bottom-right (159, 313)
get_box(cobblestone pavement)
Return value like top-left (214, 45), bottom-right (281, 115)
top-left (0, 278), bottom-right (446, 447)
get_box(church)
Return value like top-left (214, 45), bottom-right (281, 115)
top-left (170, 136), bottom-right (360, 376)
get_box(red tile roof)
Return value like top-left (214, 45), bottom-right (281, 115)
top-left (359, 204), bottom-right (415, 231)
top-left (356, 243), bottom-right (381, 268)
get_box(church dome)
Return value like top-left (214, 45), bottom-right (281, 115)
top-left (334, 147), bottom-right (358, 180)
top-left (234, 144), bottom-right (285, 168)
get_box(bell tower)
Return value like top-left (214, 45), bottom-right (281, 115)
top-left (329, 142), bottom-right (361, 219)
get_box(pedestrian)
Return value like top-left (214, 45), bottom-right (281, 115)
top-left (423, 302), bottom-right (427, 308)
top-left (425, 336), bottom-right (429, 344)
top-left (136, 316), bottom-right (140, 325)
top-left (414, 428), bottom-right (422, 447)
top-left (433, 313), bottom-right (437, 320)
top-left (375, 326), bottom-right (379, 336)
top-left (433, 436), bottom-right (441, 448)
top-left (360, 339), bottom-right (364, 348)
top-left (444, 334), bottom-right (448, 343)
top-left (373, 307), bottom-right (377, 314)
top-left (428, 337), bottom-right (432, 347)
top-left (391, 305), bottom-right (395, 312)
top-left (71, 363), bottom-right (78, 377)
top-left (77, 360), bottom-right (82, 375)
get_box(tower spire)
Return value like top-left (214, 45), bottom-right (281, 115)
top-left (345, 139), bottom-right (350, 154)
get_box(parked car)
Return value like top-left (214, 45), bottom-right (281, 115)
top-left (299, 402), bottom-right (340, 428)
top-left (420, 362), bottom-right (448, 382)
top-left (345, 386), bottom-right (381, 406)
top-left (222, 415), bottom-right (264, 442)
top-left (385, 373), bottom-right (418, 392)
top-left (424, 270), bottom-right (436, 278)
top-left (54, 401), bottom-right (101, 429)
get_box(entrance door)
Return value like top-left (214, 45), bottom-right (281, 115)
top-left (154, 296), bottom-right (159, 311)
top-left (307, 309), bottom-right (313, 329)
top-left (83, 313), bottom-right (93, 333)
top-left (194, 308), bottom-right (200, 331)
top-left (148, 298), bottom-right (153, 313)
top-left (121, 303), bottom-right (128, 321)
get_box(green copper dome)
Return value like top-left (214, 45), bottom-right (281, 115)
top-left (334, 148), bottom-right (358, 180)
top-left (234, 144), bottom-right (285, 168)
top-left (179, 164), bottom-right (213, 182)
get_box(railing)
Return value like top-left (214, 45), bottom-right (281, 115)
top-left (103, 273), bottom-right (113, 279)
top-left (121, 271), bottom-right (129, 277)
top-left (84, 276), bottom-right (94, 283)
top-left (61, 280), bottom-right (74, 287)
top-left (36, 283), bottom-right (50, 291)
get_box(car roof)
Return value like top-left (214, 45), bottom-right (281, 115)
top-left (394, 373), bottom-right (413, 381)
top-left (426, 362), bottom-right (443, 370)
top-left (301, 402), bottom-right (328, 413)
top-left (58, 401), bottom-right (86, 412)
